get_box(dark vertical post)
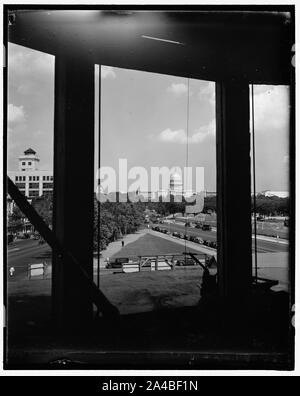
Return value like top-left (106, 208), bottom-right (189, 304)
top-left (52, 56), bottom-right (95, 331)
top-left (216, 80), bottom-right (252, 309)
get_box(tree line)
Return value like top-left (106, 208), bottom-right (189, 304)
top-left (7, 193), bottom-right (289, 250)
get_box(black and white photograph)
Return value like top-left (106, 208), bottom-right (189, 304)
top-left (2, 3), bottom-right (297, 376)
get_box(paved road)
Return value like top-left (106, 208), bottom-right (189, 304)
top-left (6, 222), bottom-right (287, 282)
top-left (157, 222), bottom-right (288, 253)
top-left (7, 239), bottom-right (51, 281)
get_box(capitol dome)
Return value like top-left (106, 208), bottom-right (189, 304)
top-left (170, 172), bottom-right (182, 181)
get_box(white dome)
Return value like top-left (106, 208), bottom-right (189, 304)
top-left (170, 172), bottom-right (182, 181)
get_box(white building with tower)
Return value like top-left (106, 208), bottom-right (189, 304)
top-left (169, 172), bottom-right (183, 196)
top-left (8, 148), bottom-right (53, 199)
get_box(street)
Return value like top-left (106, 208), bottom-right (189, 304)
top-left (7, 239), bottom-right (51, 281)
top-left (158, 222), bottom-right (288, 253)
top-left (6, 223), bottom-right (288, 283)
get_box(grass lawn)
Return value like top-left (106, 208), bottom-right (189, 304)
top-left (111, 232), bottom-right (200, 259)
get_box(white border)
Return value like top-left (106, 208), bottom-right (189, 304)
top-left (0, 0), bottom-right (298, 377)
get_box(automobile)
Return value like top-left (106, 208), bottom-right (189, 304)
top-left (179, 233), bottom-right (185, 239)
top-left (18, 233), bottom-right (30, 239)
top-left (195, 223), bottom-right (202, 229)
top-left (106, 257), bottom-right (129, 269)
top-left (176, 258), bottom-right (195, 266)
top-left (195, 237), bottom-right (204, 244)
top-left (202, 224), bottom-right (212, 231)
top-left (203, 240), bottom-right (217, 249)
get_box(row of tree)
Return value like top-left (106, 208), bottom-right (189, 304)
top-left (7, 194), bottom-right (53, 232)
top-left (94, 199), bottom-right (145, 250)
top-left (7, 193), bottom-right (289, 250)
top-left (252, 195), bottom-right (289, 217)
top-left (144, 195), bottom-right (290, 217)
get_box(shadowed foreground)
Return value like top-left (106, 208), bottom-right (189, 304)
top-left (6, 268), bottom-right (292, 370)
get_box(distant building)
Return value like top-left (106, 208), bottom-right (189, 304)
top-left (132, 173), bottom-right (204, 202)
top-left (204, 191), bottom-right (217, 198)
top-left (260, 190), bottom-right (289, 198)
top-left (8, 148), bottom-right (53, 199)
top-left (169, 172), bottom-right (183, 195)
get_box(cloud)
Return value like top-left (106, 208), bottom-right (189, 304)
top-left (157, 121), bottom-right (215, 144)
top-left (253, 85), bottom-right (289, 133)
top-left (8, 104), bottom-right (26, 125)
top-left (8, 43), bottom-right (54, 80)
top-left (167, 82), bottom-right (188, 96)
top-left (198, 81), bottom-right (215, 105)
top-left (101, 66), bottom-right (116, 79)
top-left (189, 120), bottom-right (216, 143)
top-left (158, 128), bottom-right (187, 143)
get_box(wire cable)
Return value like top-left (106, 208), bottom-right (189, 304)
top-left (97, 65), bottom-right (101, 289)
top-left (184, 78), bottom-right (190, 264)
top-left (251, 84), bottom-right (258, 283)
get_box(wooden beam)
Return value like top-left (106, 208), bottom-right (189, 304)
top-left (7, 176), bottom-right (119, 323)
top-left (52, 56), bottom-right (102, 330)
top-left (216, 80), bottom-right (252, 306)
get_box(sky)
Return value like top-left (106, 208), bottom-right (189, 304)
top-left (8, 43), bottom-right (290, 192)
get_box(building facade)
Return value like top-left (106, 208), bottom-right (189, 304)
top-left (8, 148), bottom-right (53, 199)
top-left (260, 190), bottom-right (289, 198)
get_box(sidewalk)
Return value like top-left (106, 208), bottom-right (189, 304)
top-left (94, 229), bottom-right (148, 268)
top-left (253, 234), bottom-right (288, 245)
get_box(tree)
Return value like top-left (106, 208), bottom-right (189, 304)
top-left (7, 205), bottom-right (26, 233)
top-left (31, 194), bottom-right (53, 226)
top-left (93, 197), bottom-right (145, 251)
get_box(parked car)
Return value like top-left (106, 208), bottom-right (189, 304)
top-left (106, 257), bottom-right (129, 269)
top-left (202, 224), bottom-right (212, 231)
top-left (176, 258), bottom-right (195, 266)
